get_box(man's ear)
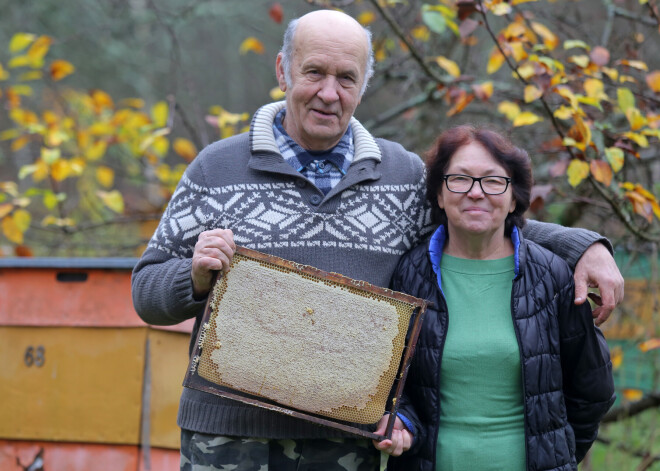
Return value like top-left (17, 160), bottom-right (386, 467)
top-left (275, 53), bottom-right (287, 92)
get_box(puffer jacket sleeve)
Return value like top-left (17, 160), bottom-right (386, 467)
top-left (556, 260), bottom-right (616, 462)
top-left (389, 248), bottom-right (429, 455)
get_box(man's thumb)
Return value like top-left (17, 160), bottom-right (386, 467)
top-left (574, 277), bottom-right (588, 304)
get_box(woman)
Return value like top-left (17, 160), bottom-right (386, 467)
top-left (374, 125), bottom-right (615, 470)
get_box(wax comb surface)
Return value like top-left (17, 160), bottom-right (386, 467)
top-left (186, 246), bottom-right (427, 432)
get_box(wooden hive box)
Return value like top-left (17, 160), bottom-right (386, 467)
top-left (0, 258), bottom-right (191, 470)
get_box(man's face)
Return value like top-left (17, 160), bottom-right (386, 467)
top-left (276, 19), bottom-right (367, 151)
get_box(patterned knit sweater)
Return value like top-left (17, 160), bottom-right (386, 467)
top-left (131, 101), bottom-right (609, 438)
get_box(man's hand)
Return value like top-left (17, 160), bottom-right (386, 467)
top-left (191, 229), bottom-right (236, 299)
top-left (372, 415), bottom-right (413, 457)
top-left (574, 242), bottom-right (624, 326)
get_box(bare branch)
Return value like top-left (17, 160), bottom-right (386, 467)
top-left (363, 83), bottom-right (447, 130)
top-left (306, 0), bottom-right (356, 7)
top-left (602, 392), bottom-right (660, 423)
top-left (175, 101), bottom-right (204, 150)
top-left (647, 0), bottom-right (660, 27)
top-left (588, 176), bottom-right (660, 242)
top-left (595, 436), bottom-right (660, 465)
top-left (145, 0), bottom-right (209, 149)
top-left (601, 0), bottom-right (616, 46)
top-left (613, 4), bottom-right (659, 27)
top-left (366, 0), bottom-right (450, 86)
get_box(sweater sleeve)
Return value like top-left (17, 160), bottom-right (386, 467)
top-left (131, 155), bottom-right (214, 326)
top-left (557, 268), bottom-right (616, 462)
top-left (522, 220), bottom-right (613, 270)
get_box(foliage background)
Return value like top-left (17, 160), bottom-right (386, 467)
top-left (0, 0), bottom-right (658, 468)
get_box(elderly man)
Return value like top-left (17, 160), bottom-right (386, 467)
top-left (132, 9), bottom-right (623, 470)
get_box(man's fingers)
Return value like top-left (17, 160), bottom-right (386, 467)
top-left (587, 292), bottom-right (602, 306)
top-left (203, 228), bottom-right (236, 251)
top-left (614, 277), bottom-right (625, 305)
top-left (574, 277), bottom-right (589, 305)
top-left (572, 242), bottom-right (624, 323)
top-left (194, 230), bottom-right (236, 271)
top-left (190, 229), bottom-right (237, 299)
top-left (584, 291), bottom-right (616, 326)
top-left (592, 306), bottom-right (607, 327)
top-left (592, 290), bottom-right (616, 326)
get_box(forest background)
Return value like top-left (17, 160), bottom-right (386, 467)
top-left (0, 0), bottom-right (658, 468)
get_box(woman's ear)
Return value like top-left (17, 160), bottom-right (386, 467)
top-left (437, 189), bottom-right (444, 209)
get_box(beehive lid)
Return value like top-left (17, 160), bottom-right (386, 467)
top-left (184, 246), bottom-right (427, 440)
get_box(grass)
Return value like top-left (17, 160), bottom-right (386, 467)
top-left (582, 409), bottom-right (660, 470)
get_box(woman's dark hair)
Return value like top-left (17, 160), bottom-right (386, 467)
top-left (425, 124), bottom-right (533, 233)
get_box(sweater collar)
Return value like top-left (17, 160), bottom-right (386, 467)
top-left (249, 101), bottom-right (381, 164)
top-left (428, 225), bottom-right (522, 292)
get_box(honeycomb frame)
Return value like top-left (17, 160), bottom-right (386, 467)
top-left (184, 246), bottom-right (427, 440)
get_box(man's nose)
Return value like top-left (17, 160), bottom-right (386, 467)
top-left (317, 77), bottom-right (340, 103)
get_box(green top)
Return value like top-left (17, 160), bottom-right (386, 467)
top-left (436, 254), bottom-right (525, 470)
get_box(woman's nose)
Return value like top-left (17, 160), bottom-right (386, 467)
top-left (467, 181), bottom-right (485, 198)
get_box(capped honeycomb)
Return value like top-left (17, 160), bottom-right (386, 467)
top-left (195, 250), bottom-right (418, 425)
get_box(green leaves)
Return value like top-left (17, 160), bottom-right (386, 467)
top-left (421, 4), bottom-right (458, 36)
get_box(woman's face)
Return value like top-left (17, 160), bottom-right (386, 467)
top-left (437, 141), bottom-right (516, 239)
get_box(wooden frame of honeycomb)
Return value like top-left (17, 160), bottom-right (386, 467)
top-left (183, 246), bottom-right (427, 440)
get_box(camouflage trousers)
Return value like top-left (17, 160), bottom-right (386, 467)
top-left (180, 429), bottom-right (381, 471)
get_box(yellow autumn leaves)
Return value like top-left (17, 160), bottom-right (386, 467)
top-left (0, 183), bottom-right (30, 244)
top-left (478, 4), bottom-right (660, 225)
top-left (5, 34), bottom-right (74, 82)
top-left (609, 339), bottom-right (660, 402)
top-left (0, 32), bottom-right (223, 246)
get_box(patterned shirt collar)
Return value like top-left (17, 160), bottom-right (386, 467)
top-left (273, 109), bottom-right (354, 195)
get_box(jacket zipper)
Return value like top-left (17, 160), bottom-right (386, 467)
top-left (431, 292), bottom-right (449, 471)
top-left (510, 279), bottom-right (530, 471)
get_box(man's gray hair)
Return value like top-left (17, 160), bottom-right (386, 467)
top-left (279, 17), bottom-right (375, 97)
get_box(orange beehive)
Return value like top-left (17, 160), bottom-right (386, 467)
top-left (0, 258), bottom-right (193, 471)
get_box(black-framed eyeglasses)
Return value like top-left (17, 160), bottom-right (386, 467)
top-left (443, 174), bottom-right (511, 195)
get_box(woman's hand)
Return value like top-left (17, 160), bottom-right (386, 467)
top-left (372, 415), bottom-right (413, 457)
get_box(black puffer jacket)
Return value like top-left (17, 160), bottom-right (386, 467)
top-left (388, 226), bottom-right (615, 471)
